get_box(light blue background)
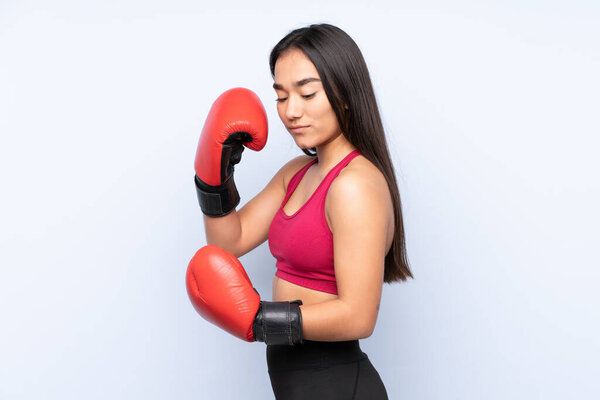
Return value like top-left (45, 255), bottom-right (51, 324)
top-left (1, 1), bottom-right (598, 399)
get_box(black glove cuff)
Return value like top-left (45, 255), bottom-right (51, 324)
top-left (194, 174), bottom-right (240, 217)
top-left (252, 300), bottom-right (304, 346)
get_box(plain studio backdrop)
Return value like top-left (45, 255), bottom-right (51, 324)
top-left (1, 1), bottom-right (598, 399)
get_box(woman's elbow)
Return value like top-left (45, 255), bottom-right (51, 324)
top-left (205, 238), bottom-right (241, 258)
top-left (359, 324), bottom-right (375, 339)
top-left (355, 316), bottom-right (377, 339)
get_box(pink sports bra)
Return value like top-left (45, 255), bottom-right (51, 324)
top-left (267, 150), bottom-right (361, 295)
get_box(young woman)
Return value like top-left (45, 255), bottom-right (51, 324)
top-left (194, 23), bottom-right (412, 399)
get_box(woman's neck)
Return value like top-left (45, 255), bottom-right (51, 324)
top-left (313, 132), bottom-right (357, 173)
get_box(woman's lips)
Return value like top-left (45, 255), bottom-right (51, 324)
top-left (289, 125), bottom-right (309, 134)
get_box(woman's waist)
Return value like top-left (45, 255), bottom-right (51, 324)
top-left (272, 275), bottom-right (338, 305)
top-left (267, 339), bottom-right (366, 372)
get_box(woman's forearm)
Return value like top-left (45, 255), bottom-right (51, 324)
top-left (203, 211), bottom-right (242, 256)
top-left (299, 299), bottom-right (375, 342)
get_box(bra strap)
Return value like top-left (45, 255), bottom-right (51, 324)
top-left (282, 158), bottom-right (318, 204)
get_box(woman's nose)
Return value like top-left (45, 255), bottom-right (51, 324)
top-left (284, 95), bottom-right (303, 120)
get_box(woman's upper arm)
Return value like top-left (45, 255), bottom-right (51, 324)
top-left (328, 167), bottom-right (392, 337)
top-left (234, 155), bottom-right (313, 257)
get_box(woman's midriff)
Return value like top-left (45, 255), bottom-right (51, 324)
top-left (272, 275), bottom-right (338, 305)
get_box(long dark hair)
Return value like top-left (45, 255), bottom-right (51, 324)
top-left (269, 23), bottom-right (413, 282)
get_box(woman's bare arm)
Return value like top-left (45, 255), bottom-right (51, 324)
top-left (203, 155), bottom-right (314, 258)
top-left (298, 166), bottom-right (393, 341)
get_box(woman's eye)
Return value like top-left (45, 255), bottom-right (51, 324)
top-left (275, 93), bottom-right (315, 102)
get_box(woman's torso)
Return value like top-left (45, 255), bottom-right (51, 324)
top-left (271, 152), bottom-right (394, 305)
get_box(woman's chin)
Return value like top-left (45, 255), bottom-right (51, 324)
top-left (292, 137), bottom-right (312, 149)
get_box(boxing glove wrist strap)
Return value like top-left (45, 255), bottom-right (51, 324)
top-left (252, 300), bottom-right (304, 346)
top-left (194, 175), bottom-right (240, 217)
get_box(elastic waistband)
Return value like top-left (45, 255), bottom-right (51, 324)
top-left (267, 339), bottom-right (366, 372)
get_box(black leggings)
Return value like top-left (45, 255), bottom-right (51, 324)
top-left (266, 339), bottom-right (388, 400)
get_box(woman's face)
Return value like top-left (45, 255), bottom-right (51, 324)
top-left (273, 48), bottom-right (342, 149)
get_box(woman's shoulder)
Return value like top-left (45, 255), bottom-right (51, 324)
top-left (327, 154), bottom-right (392, 215)
top-left (339, 153), bottom-right (388, 190)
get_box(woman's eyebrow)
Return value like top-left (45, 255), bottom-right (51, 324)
top-left (273, 77), bottom-right (321, 90)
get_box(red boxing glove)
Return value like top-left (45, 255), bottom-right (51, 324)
top-left (194, 88), bottom-right (268, 217)
top-left (186, 245), bottom-right (303, 345)
top-left (186, 245), bottom-right (260, 341)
